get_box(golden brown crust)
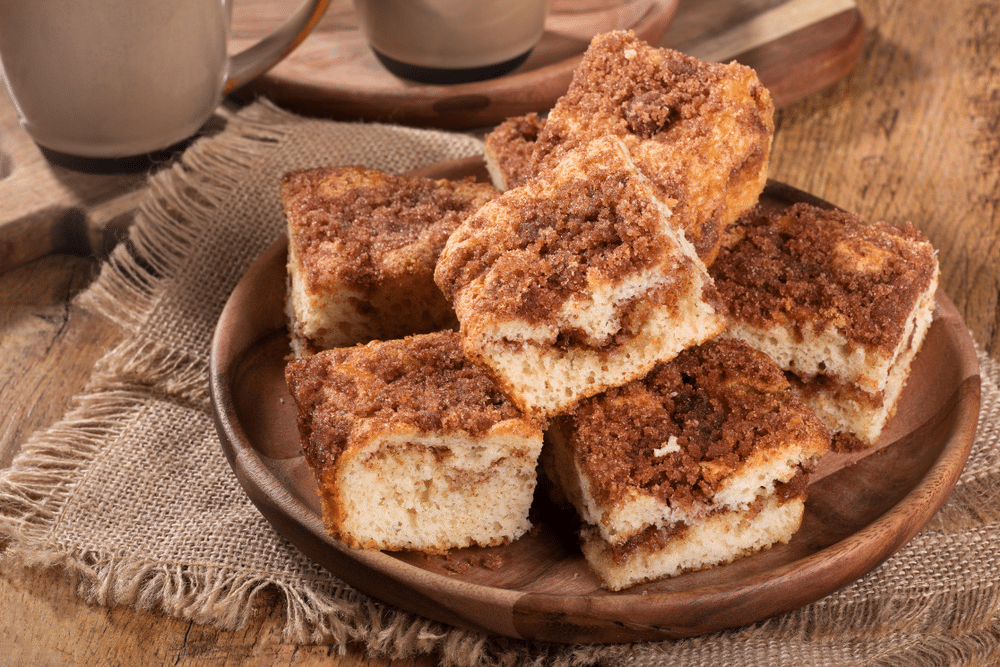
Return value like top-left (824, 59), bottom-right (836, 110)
top-left (284, 331), bottom-right (536, 474)
top-left (554, 338), bottom-right (829, 511)
top-left (710, 202), bottom-right (939, 350)
top-left (282, 166), bottom-right (497, 296)
top-left (527, 30), bottom-right (774, 263)
top-left (436, 138), bottom-right (687, 325)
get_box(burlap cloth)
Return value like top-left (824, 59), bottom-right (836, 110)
top-left (2, 100), bottom-right (999, 666)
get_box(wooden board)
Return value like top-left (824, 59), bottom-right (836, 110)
top-left (662, 0), bottom-right (864, 110)
top-left (231, 0), bottom-right (865, 128)
top-left (209, 157), bottom-right (980, 644)
top-left (0, 93), bottom-right (150, 274)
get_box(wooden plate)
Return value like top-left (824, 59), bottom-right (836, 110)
top-left (209, 158), bottom-right (981, 643)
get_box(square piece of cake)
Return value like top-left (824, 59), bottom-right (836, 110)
top-left (544, 338), bottom-right (830, 590)
top-left (284, 330), bottom-right (545, 553)
top-left (484, 30), bottom-right (774, 263)
top-left (709, 202), bottom-right (940, 449)
top-left (484, 111), bottom-right (545, 191)
top-left (282, 166), bottom-right (497, 356)
top-left (434, 136), bottom-right (727, 419)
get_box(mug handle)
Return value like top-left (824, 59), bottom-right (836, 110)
top-left (224, 0), bottom-right (331, 93)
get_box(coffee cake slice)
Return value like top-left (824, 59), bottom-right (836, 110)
top-left (544, 338), bottom-right (830, 590)
top-left (282, 166), bottom-right (497, 356)
top-left (710, 202), bottom-right (939, 448)
top-left (484, 30), bottom-right (774, 264)
top-left (434, 136), bottom-right (726, 419)
top-left (284, 330), bottom-right (545, 553)
top-left (483, 111), bottom-right (545, 191)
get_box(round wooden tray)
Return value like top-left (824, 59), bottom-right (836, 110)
top-left (209, 158), bottom-right (981, 643)
top-left (233, 0), bottom-right (679, 129)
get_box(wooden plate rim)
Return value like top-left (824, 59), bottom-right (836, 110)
top-left (209, 157), bottom-right (981, 643)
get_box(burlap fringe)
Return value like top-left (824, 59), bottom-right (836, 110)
top-left (78, 101), bottom-right (297, 332)
top-left (88, 336), bottom-right (214, 412)
top-left (0, 389), bottom-right (147, 544)
top-left (0, 101), bottom-right (604, 666)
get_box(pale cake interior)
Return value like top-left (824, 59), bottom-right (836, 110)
top-left (580, 495), bottom-right (805, 591)
top-left (324, 425), bottom-right (543, 553)
top-left (284, 331), bottom-right (544, 554)
top-left (541, 338), bottom-right (830, 590)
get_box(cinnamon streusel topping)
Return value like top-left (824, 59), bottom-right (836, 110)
top-left (284, 331), bottom-right (530, 472)
top-left (710, 202), bottom-right (938, 349)
top-left (282, 166), bottom-right (496, 295)
top-left (558, 338), bottom-right (825, 509)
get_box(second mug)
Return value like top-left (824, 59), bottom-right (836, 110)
top-left (353, 0), bottom-right (552, 84)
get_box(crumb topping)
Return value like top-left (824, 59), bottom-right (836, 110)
top-left (710, 202), bottom-right (938, 349)
top-left (284, 331), bottom-right (531, 472)
top-left (436, 149), bottom-right (681, 325)
top-left (560, 338), bottom-right (828, 509)
top-left (538, 33), bottom-right (721, 153)
top-left (485, 112), bottom-right (545, 189)
top-left (525, 30), bottom-right (774, 262)
top-left (282, 166), bottom-right (496, 294)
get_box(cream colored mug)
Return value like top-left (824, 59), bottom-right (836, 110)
top-left (353, 0), bottom-right (552, 84)
top-left (0, 0), bottom-right (329, 158)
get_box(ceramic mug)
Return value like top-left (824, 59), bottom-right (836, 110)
top-left (0, 0), bottom-right (329, 158)
top-left (353, 0), bottom-right (552, 84)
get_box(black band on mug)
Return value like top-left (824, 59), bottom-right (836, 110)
top-left (371, 48), bottom-right (534, 84)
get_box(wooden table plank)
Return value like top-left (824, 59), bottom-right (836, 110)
top-left (0, 254), bottom-right (118, 471)
top-left (0, 560), bottom-right (425, 667)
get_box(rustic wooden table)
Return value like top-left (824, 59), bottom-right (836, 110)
top-left (1, 0), bottom-right (998, 664)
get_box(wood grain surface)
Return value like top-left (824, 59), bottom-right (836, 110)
top-left (3, 0), bottom-right (1000, 664)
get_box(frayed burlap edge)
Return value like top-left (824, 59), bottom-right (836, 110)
top-left (0, 101), bottom-right (612, 667)
top-left (0, 100), bottom-right (279, 639)
top-left (79, 106), bottom-right (289, 334)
